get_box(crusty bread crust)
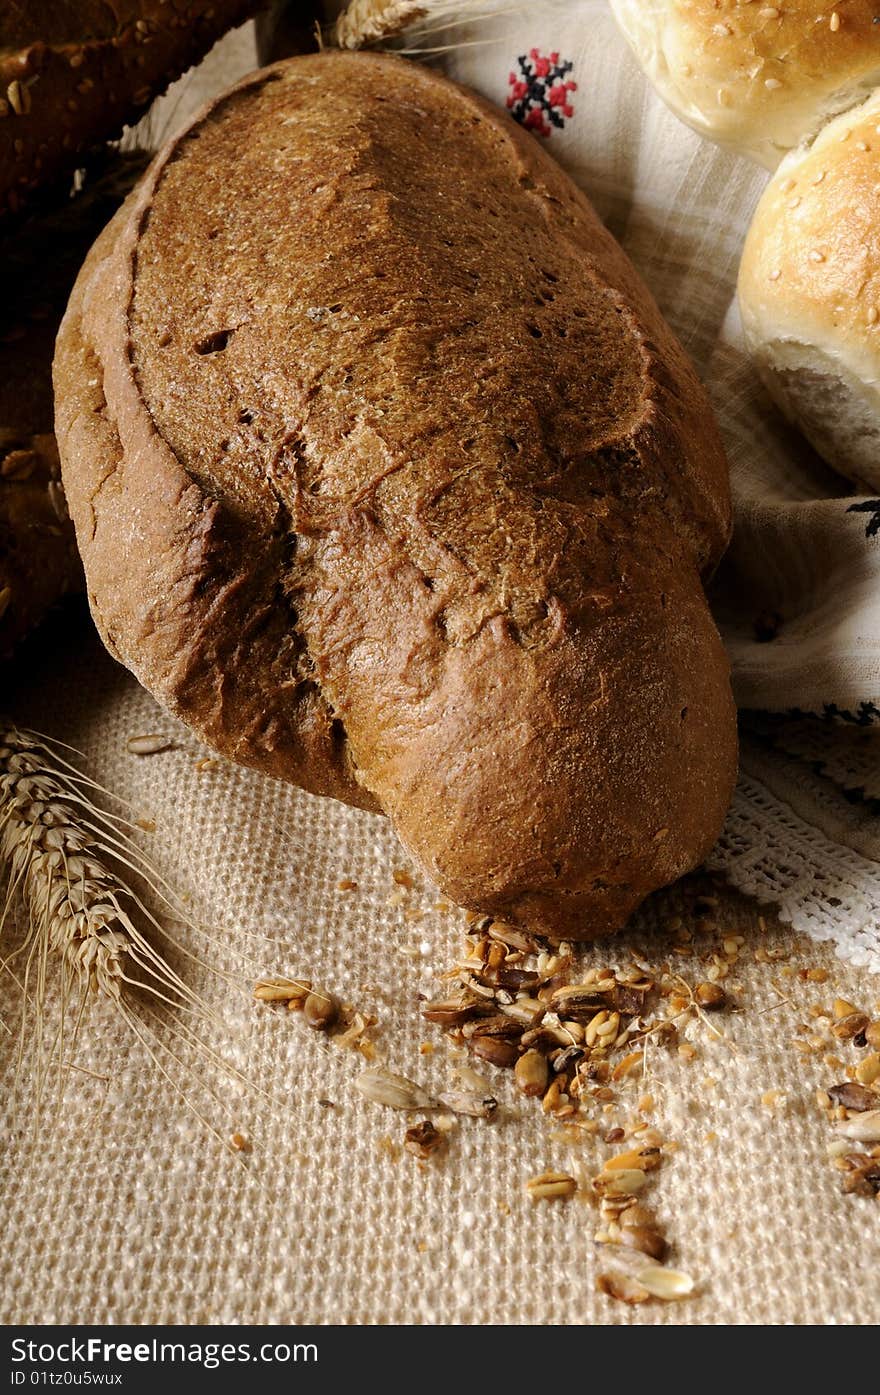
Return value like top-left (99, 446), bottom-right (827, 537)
top-left (0, 153), bottom-right (145, 657)
top-left (611, 0), bottom-right (880, 168)
top-left (55, 52), bottom-right (736, 937)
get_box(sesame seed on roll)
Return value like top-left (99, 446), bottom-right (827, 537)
top-left (610, 0), bottom-right (880, 168)
top-left (738, 90), bottom-right (880, 487)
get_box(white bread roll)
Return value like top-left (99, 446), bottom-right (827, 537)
top-left (738, 90), bottom-right (880, 488)
top-left (610, 0), bottom-right (880, 167)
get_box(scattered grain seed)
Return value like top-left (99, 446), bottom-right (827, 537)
top-left (806, 967), bottom-right (829, 982)
top-left (404, 1120), bottom-right (445, 1159)
top-left (437, 1091), bottom-right (498, 1119)
top-left (830, 10), bottom-right (841, 29)
top-left (621, 1226), bottom-right (668, 1262)
top-left (593, 1168), bottom-right (648, 1197)
top-left (834, 998), bottom-right (860, 1019)
top-left (253, 977), bottom-right (310, 1003)
top-left (355, 1068), bottom-right (437, 1111)
top-left (607, 1148), bottom-right (660, 1176)
top-left (7, 80), bottom-right (30, 115)
top-left (515, 1049), bottom-right (549, 1098)
top-left (827, 1139), bottom-right (851, 1158)
top-left (855, 1052), bottom-right (880, 1086)
top-left (596, 1272), bottom-right (650, 1305)
top-left (636, 1265), bottom-right (695, 1300)
top-left (828, 1082), bottom-right (878, 1112)
top-left (865, 1021), bottom-right (880, 1049)
top-left (612, 1050), bottom-right (643, 1081)
top-left (832, 1012), bottom-right (869, 1040)
top-left (526, 1171), bottom-right (577, 1201)
top-left (761, 1089), bottom-right (785, 1110)
top-left (421, 998), bottom-right (480, 1028)
top-left (303, 990), bottom-right (338, 1032)
top-left (470, 1035), bottom-right (518, 1069)
top-left (834, 1110), bottom-right (880, 1143)
top-left (126, 733), bottom-right (175, 756)
top-left (696, 982), bottom-right (726, 1010)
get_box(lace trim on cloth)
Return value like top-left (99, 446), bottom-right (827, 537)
top-left (713, 761), bottom-right (880, 973)
top-left (742, 714), bottom-right (880, 805)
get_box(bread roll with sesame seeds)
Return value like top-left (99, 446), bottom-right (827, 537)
top-left (610, 0), bottom-right (880, 168)
top-left (738, 90), bottom-right (880, 487)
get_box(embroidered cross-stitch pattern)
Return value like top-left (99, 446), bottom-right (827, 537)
top-left (506, 49), bottom-right (577, 137)
top-left (847, 498), bottom-right (880, 539)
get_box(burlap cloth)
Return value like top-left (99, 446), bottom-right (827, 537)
top-left (2, 16), bottom-right (879, 1328)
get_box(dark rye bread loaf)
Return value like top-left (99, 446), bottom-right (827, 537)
top-left (1, 153), bottom-right (145, 657)
top-left (54, 52), bottom-right (737, 939)
top-left (0, 0), bottom-right (265, 221)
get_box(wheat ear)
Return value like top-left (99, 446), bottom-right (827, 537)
top-left (333, 0), bottom-right (525, 54)
top-left (335, 0), bottom-right (429, 49)
top-left (0, 725), bottom-right (203, 1011)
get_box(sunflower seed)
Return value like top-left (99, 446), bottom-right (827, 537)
top-left (421, 998), bottom-right (481, 1027)
top-left (828, 1082), bottom-right (878, 1112)
top-left (834, 1110), bottom-right (880, 1142)
top-left (355, 1068), bottom-right (437, 1111)
top-left (437, 1091), bottom-right (498, 1119)
top-left (471, 1036), bottom-right (518, 1069)
top-left (460, 1013), bottom-right (522, 1039)
top-left (488, 923), bottom-right (540, 953)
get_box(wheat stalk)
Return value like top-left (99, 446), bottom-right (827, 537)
top-left (333, 0), bottom-right (523, 51)
top-left (0, 725), bottom-right (201, 1010)
top-left (0, 723), bottom-right (257, 1146)
top-left (335, 0), bottom-right (428, 49)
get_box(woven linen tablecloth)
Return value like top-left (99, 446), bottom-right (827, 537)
top-left (2, 12), bottom-right (879, 1328)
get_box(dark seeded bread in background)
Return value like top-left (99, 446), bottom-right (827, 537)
top-left (55, 53), bottom-right (737, 940)
top-left (0, 153), bottom-right (146, 658)
top-left (0, 1), bottom-right (266, 221)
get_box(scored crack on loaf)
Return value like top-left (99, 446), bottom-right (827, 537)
top-left (610, 0), bottom-right (880, 168)
top-left (54, 52), bottom-right (737, 939)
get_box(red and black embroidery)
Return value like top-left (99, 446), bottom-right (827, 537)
top-left (847, 498), bottom-right (880, 538)
top-left (507, 49), bottom-right (577, 138)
